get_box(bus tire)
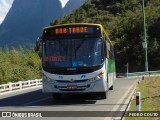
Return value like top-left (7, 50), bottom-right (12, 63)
top-left (100, 92), bottom-right (107, 99)
top-left (109, 85), bottom-right (113, 90)
top-left (52, 93), bottom-right (61, 100)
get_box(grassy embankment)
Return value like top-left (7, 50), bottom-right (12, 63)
top-left (126, 76), bottom-right (160, 120)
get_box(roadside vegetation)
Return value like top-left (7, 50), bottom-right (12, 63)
top-left (126, 76), bottom-right (160, 120)
top-left (0, 47), bottom-right (41, 84)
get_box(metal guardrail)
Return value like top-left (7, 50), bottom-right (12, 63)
top-left (117, 70), bottom-right (160, 78)
top-left (0, 79), bottom-right (42, 93)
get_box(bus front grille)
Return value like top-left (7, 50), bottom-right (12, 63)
top-left (56, 79), bottom-right (88, 83)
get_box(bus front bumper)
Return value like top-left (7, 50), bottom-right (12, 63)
top-left (42, 78), bottom-right (107, 93)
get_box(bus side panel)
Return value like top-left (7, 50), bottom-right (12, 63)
top-left (107, 59), bottom-right (116, 88)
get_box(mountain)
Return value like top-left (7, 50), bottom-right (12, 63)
top-left (63, 0), bottom-right (86, 15)
top-left (0, 0), bottom-right (63, 49)
top-left (0, 0), bottom-right (86, 49)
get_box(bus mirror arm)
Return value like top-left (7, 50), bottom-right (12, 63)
top-left (36, 37), bottom-right (42, 45)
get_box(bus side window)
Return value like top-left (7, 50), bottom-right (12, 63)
top-left (107, 42), bottom-right (110, 51)
top-left (109, 44), bottom-right (114, 59)
top-left (106, 42), bottom-right (110, 58)
top-left (107, 42), bottom-right (114, 59)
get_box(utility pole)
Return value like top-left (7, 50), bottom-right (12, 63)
top-left (126, 63), bottom-right (129, 78)
top-left (142, 0), bottom-right (148, 72)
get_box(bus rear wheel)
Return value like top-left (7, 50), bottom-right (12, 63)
top-left (109, 85), bottom-right (113, 90)
top-left (52, 93), bottom-right (62, 100)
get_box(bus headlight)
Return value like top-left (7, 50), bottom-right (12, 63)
top-left (94, 72), bottom-right (104, 80)
top-left (43, 75), bottom-right (52, 81)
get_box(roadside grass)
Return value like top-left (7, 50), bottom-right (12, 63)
top-left (125, 76), bottom-right (160, 120)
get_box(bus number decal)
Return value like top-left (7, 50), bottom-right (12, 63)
top-left (59, 76), bottom-right (63, 80)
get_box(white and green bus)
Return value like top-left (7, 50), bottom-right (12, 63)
top-left (41, 23), bottom-right (116, 100)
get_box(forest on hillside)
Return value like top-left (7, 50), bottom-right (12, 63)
top-left (0, 48), bottom-right (41, 84)
top-left (52, 0), bottom-right (160, 72)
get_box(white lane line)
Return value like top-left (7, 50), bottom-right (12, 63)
top-left (22, 97), bottom-right (52, 106)
top-left (104, 78), bottom-right (139, 120)
top-left (112, 78), bottom-right (139, 111)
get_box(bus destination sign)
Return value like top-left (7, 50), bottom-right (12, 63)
top-left (43, 26), bottom-right (101, 37)
top-left (55, 27), bottom-right (89, 34)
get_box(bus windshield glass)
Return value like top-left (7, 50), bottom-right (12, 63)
top-left (43, 38), bottom-right (103, 68)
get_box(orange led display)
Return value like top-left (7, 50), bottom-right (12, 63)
top-left (43, 25), bottom-right (101, 38)
top-left (55, 28), bottom-right (67, 34)
top-left (69, 27), bottom-right (88, 33)
top-left (55, 27), bottom-right (88, 34)
top-left (44, 56), bottom-right (65, 62)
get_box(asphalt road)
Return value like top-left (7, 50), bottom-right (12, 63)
top-left (0, 78), bottom-right (140, 120)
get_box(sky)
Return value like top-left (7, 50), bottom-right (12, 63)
top-left (0, 0), bottom-right (69, 24)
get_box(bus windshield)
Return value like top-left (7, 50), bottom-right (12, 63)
top-left (43, 38), bottom-right (103, 68)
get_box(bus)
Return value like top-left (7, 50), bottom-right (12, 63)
top-left (41, 23), bottom-right (116, 100)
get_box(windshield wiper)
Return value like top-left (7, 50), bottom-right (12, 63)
top-left (75, 39), bottom-right (86, 52)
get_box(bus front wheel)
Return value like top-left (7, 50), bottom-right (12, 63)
top-left (100, 92), bottom-right (107, 99)
top-left (109, 85), bottom-right (113, 90)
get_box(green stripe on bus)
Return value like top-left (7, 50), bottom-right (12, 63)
top-left (107, 59), bottom-right (116, 73)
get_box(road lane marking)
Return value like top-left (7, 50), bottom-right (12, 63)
top-left (114, 78), bottom-right (139, 110)
top-left (22, 97), bottom-right (52, 106)
top-left (104, 78), bottom-right (139, 120)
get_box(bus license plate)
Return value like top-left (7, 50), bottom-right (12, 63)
top-left (67, 85), bottom-right (77, 90)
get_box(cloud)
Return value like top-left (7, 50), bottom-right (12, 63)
top-left (0, 0), bottom-right (14, 24)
